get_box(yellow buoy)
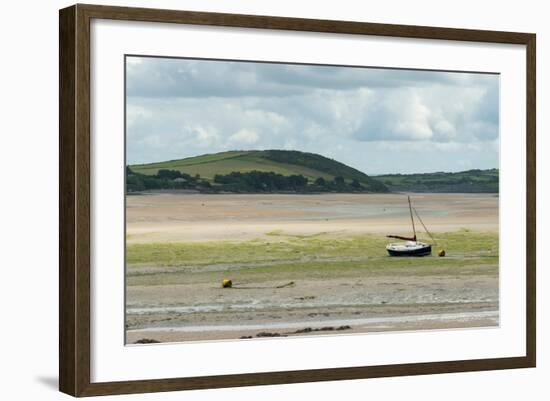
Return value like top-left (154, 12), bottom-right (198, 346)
top-left (438, 249), bottom-right (446, 257)
top-left (222, 279), bottom-right (233, 288)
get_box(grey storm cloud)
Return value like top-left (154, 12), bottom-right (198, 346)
top-left (127, 56), bottom-right (494, 97)
top-left (126, 56), bottom-right (499, 174)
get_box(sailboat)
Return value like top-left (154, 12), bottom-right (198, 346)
top-left (386, 196), bottom-right (432, 257)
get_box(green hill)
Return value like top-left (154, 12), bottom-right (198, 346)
top-left (375, 169), bottom-right (499, 193)
top-left (129, 150), bottom-right (388, 193)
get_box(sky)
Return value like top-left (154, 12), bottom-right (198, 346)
top-left (126, 56), bottom-right (499, 175)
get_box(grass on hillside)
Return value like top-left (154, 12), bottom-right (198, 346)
top-left (130, 150), bottom-right (375, 185)
top-left (376, 169), bottom-right (499, 193)
top-left (131, 151), bottom-right (331, 182)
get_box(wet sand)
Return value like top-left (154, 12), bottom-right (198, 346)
top-left (125, 193), bottom-right (499, 343)
top-left (126, 276), bottom-right (498, 343)
top-left (127, 312), bottom-right (499, 344)
top-left (126, 193), bottom-right (498, 243)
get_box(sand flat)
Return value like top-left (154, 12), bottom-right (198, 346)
top-left (126, 193), bottom-right (498, 242)
top-left (125, 192), bottom-right (499, 343)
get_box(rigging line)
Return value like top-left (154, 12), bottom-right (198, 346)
top-left (408, 196), bottom-right (416, 239)
top-left (412, 207), bottom-right (436, 245)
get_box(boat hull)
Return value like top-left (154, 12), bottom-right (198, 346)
top-left (387, 244), bottom-right (432, 257)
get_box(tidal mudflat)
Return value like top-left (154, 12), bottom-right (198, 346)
top-left (125, 193), bottom-right (499, 343)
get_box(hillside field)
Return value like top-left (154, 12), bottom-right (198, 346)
top-left (375, 169), bottom-right (499, 193)
top-left (129, 150), bottom-right (498, 194)
top-left (129, 150), bottom-right (388, 192)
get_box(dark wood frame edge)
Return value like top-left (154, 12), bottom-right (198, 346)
top-left (59, 3), bottom-right (536, 397)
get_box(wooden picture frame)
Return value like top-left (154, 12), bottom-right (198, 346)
top-left (59, 3), bottom-right (536, 397)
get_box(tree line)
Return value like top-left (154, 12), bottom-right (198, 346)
top-left (126, 167), bottom-right (212, 192)
top-left (126, 167), bottom-right (370, 193)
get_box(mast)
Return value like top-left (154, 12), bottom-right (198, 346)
top-left (385, 196), bottom-right (418, 242)
top-left (408, 196), bottom-right (416, 241)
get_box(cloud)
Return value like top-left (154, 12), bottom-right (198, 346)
top-left (126, 56), bottom-right (497, 98)
top-left (229, 129), bottom-right (259, 145)
top-left (126, 56), bottom-right (499, 173)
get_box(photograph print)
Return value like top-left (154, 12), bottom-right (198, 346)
top-left (124, 56), bottom-right (499, 344)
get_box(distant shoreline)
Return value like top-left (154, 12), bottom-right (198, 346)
top-left (127, 189), bottom-right (389, 196)
top-left (127, 189), bottom-right (499, 196)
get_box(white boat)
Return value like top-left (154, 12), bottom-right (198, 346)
top-left (386, 241), bottom-right (432, 257)
top-left (386, 196), bottom-right (432, 257)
